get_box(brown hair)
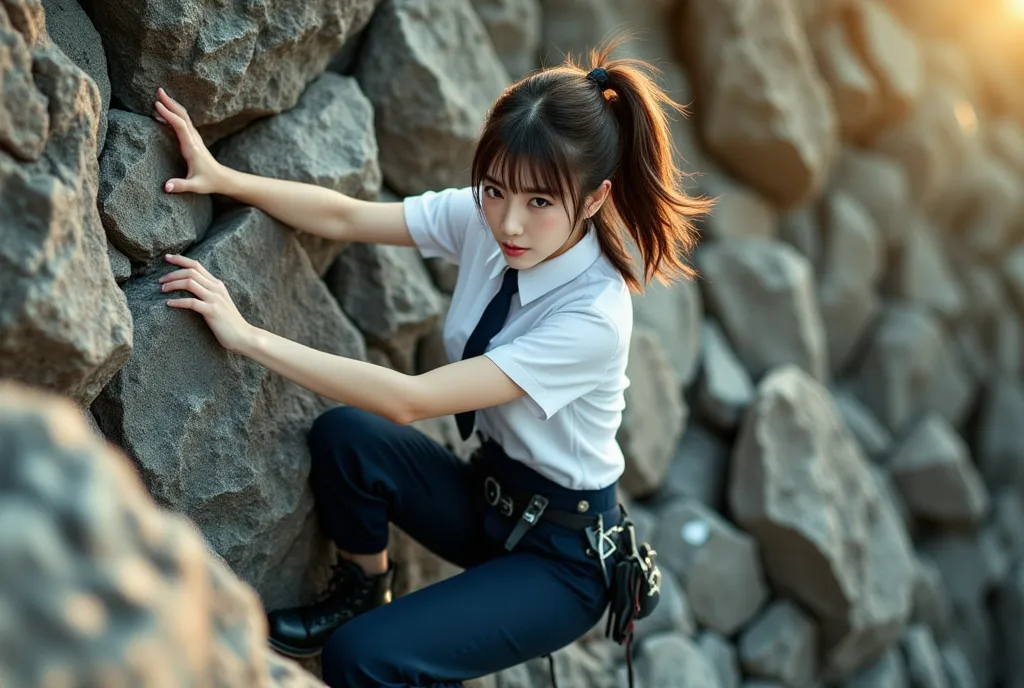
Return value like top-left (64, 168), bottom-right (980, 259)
top-left (470, 37), bottom-right (711, 293)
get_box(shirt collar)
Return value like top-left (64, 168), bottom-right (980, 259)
top-left (489, 225), bottom-right (603, 306)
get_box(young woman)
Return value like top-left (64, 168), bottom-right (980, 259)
top-left (154, 40), bottom-right (707, 688)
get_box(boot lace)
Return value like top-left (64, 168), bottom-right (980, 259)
top-left (310, 560), bottom-right (374, 626)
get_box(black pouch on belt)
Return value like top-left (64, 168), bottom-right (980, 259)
top-left (586, 510), bottom-right (662, 645)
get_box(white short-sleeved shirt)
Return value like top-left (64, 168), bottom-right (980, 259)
top-left (404, 186), bottom-right (633, 490)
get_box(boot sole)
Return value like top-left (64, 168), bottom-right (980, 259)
top-left (268, 635), bottom-right (324, 659)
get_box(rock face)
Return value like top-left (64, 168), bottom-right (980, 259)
top-left (0, 381), bottom-right (324, 687)
top-left (731, 366), bottom-right (915, 678)
top-left (98, 109), bottom-right (213, 265)
top-left (77, 0), bottom-right (378, 142)
top-left (325, 242), bottom-right (444, 373)
top-left (354, 0), bottom-right (510, 195)
top-left (92, 208), bottom-right (366, 609)
top-left (214, 72), bottom-right (382, 276)
top-left (680, 0), bottom-right (838, 208)
top-left (0, 0), bottom-right (133, 407)
top-left (5, 0), bottom-right (1024, 685)
top-left (618, 327), bottom-right (687, 498)
top-left (698, 238), bottom-right (829, 383)
top-left (652, 498), bottom-right (769, 635)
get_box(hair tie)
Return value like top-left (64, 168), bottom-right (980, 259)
top-left (586, 67), bottom-right (610, 90)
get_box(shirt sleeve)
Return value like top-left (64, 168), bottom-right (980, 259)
top-left (403, 186), bottom-right (480, 265)
top-left (484, 307), bottom-right (620, 421)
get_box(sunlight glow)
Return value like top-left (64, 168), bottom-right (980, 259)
top-left (1009, 0), bottom-right (1024, 17)
top-left (954, 99), bottom-right (979, 136)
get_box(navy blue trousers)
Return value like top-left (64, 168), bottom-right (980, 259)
top-left (306, 406), bottom-right (619, 688)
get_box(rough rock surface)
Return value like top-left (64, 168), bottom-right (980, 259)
top-left (41, 0), bottom-right (110, 150)
top-left (0, 381), bottom-right (324, 687)
top-left (98, 109), bottom-right (213, 265)
top-left (698, 238), bottom-right (829, 383)
top-left (355, 0), bottom-right (510, 195)
top-left (738, 600), bottom-right (819, 687)
top-left (852, 303), bottom-right (974, 433)
top-left (5, 0), bottom-right (1024, 685)
top-left (731, 365), bottom-right (916, 678)
top-left (681, 0), bottom-right (838, 208)
top-left (78, 0), bottom-right (378, 142)
top-left (886, 414), bottom-right (989, 527)
top-left (652, 498), bottom-right (769, 635)
top-left (618, 327), bottom-right (687, 498)
top-left (325, 242), bottom-right (444, 374)
top-left (214, 72), bottom-right (381, 275)
top-left (697, 318), bottom-right (755, 430)
top-left (92, 208), bottom-right (366, 609)
top-left (0, 0), bottom-right (133, 406)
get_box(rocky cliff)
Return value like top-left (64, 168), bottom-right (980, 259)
top-left (3, 0), bottom-right (1024, 686)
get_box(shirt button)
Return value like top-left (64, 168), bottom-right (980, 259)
top-left (577, 500), bottom-right (589, 513)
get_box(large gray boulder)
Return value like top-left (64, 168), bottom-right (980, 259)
top-left (885, 414), bottom-right (989, 528)
top-left (98, 109), bottom-right (213, 266)
top-left (92, 207), bottom-right (367, 610)
top-left (651, 498), bottom-right (769, 635)
top-left (77, 0), bottom-right (378, 142)
top-left (697, 238), bottom-right (829, 383)
top-left (41, 0), bottom-right (110, 150)
top-left (731, 365), bottom-right (916, 680)
top-left (355, 0), bottom-right (510, 195)
top-left (325, 242), bottom-right (444, 374)
top-left (829, 147), bottom-right (912, 250)
top-left (632, 277), bottom-right (703, 388)
top-left (845, 0), bottom-right (923, 131)
top-left (214, 73), bottom-right (382, 276)
top-left (0, 1), bottom-right (133, 406)
top-left (0, 381), bottom-right (324, 687)
top-left (816, 191), bottom-right (884, 374)
top-left (852, 303), bottom-right (974, 433)
top-left (738, 600), bottom-right (819, 687)
top-left (618, 327), bottom-right (687, 498)
top-left (470, 0), bottom-right (541, 79)
top-left (680, 0), bottom-right (838, 208)
top-left (635, 633), bottom-right (724, 688)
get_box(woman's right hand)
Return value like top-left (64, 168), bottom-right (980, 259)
top-left (154, 87), bottom-right (224, 196)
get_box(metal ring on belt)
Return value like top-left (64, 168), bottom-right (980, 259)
top-left (483, 475), bottom-right (605, 530)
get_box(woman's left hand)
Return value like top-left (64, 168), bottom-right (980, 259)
top-left (159, 254), bottom-right (254, 354)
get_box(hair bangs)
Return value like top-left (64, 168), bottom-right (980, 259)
top-left (472, 107), bottom-right (583, 218)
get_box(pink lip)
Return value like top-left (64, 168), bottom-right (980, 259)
top-left (501, 242), bottom-right (527, 256)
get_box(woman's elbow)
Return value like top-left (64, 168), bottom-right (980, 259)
top-left (387, 382), bottom-right (430, 426)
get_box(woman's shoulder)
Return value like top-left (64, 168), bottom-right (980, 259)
top-left (556, 264), bottom-right (632, 347)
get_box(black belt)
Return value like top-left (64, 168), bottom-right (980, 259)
top-left (481, 474), bottom-right (612, 551)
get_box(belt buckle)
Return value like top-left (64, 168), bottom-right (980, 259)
top-left (484, 476), bottom-right (514, 517)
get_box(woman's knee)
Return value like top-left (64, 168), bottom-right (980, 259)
top-left (308, 406), bottom-right (380, 468)
top-left (320, 618), bottom-right (391, 687)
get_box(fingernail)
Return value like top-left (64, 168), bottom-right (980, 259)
top-left (165, 182), bottom-right (173, 192)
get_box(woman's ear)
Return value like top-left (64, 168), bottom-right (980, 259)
top-left (584, 180), bottom-right (612, 218)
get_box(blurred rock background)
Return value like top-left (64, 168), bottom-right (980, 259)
top-left (3, 0), bottom-right (1024, 685)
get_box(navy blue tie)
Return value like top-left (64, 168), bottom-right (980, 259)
top-left (456, 268), bottom-right (519, 440)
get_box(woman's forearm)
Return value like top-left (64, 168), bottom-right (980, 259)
top-left (237, 325), bottom-right (415, 424)
top-left (215, 166), bottom-right (351, 241)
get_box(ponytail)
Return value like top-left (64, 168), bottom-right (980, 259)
top-left (472, 36), bottom-right (712, 292)
top-left (594, 42), bottom-right (712, 291)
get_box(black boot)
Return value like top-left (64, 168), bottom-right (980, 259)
top-left (267, 556), bottom-right (395, 658)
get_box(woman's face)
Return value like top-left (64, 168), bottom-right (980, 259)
top-left (480, 169), bottom-right (608, 270)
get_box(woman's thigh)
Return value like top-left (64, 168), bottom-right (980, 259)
top-left (321, 552), bottom-right (608, 688)
top-left (308, 406), bottom-right (494, 570)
